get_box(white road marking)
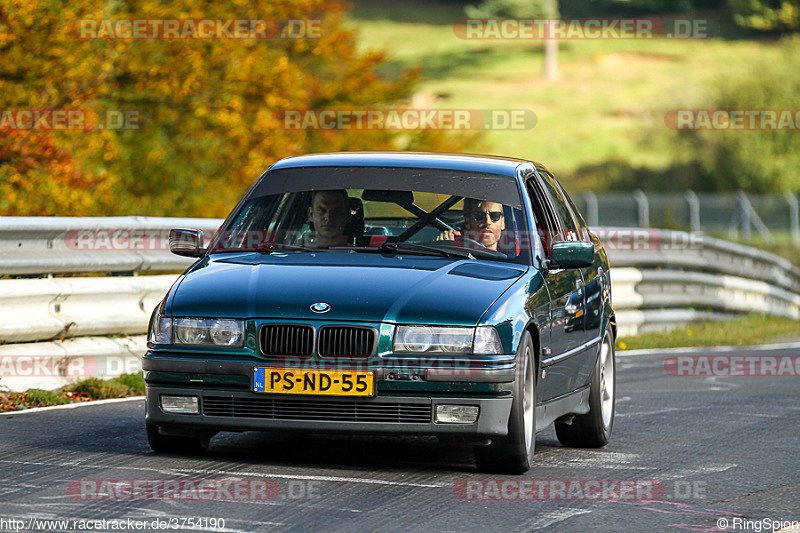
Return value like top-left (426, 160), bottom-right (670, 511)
top-left (731, 412), bottom-right (781, 418)
top-left (521, 508), bottom-right (594, 530)
top-left (615, 406), bottom-right (705, 418)
top-left (618, 340), bottom-right (800, 357)
top-left (533, 450), bottom-right (647, 469)
top-left (0, 396), bottom-right (144, 416)
top-left (656, 463), bottom-right (737, 481)
top-left (0, 459), bottom-right (450, 489)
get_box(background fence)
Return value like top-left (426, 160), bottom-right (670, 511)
top-left (575, 191), bottom-right (800, 244)
top-left (1, 216), bottom-right (798, 392)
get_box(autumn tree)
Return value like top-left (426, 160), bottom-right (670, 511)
top-left (0, 0), bottom-right (470, 217)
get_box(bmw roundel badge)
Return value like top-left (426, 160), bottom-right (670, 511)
top-left (310, 302), bottom-right (331, 313)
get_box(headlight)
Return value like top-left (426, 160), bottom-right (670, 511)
top-left (473, 326), bottom-right (503, 355)
top-left (148, 307), bottom-right (172, 344)
top-left (393, 326), bottom-right (502, 355)
top-left (168, 318), bottom-right (244, 347)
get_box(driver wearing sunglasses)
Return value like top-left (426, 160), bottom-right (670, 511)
top-left (437, 197), bottom-right (506, 251)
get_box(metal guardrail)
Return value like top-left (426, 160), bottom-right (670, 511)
top-left (0, 216), bottom-right (223, 275)
top-left (1, 217), bottom-right (799, 390)
top-left (594, 228), bottom-right (800, 294)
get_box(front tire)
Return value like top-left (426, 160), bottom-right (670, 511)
top-left (146, 422), bottom-right (210, 454)
top-left (475, 331), bottom-right (536, 474)
top-left (555, 323), bottom-right (615, 447)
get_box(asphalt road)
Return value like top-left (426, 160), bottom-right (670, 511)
top-left (1, 344), bottom-right (799, 533)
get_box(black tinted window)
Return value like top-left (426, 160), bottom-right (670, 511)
top-left (539, 171), bottom-right (581, 241)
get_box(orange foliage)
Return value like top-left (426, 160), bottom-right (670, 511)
top-left (0, 0), bottom-right (472, 217)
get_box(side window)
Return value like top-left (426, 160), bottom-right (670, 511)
top-left (560, 184), bottom-right (590, 240)
top-left (539, 171), bottom-right (581, 242)
top-left (525, 178), bottom-right (562, 258)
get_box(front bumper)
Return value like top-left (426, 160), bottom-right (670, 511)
top-left (146, 385), bottom-right (513, 437)
top-left (144, 351), bottom-right (515, 437)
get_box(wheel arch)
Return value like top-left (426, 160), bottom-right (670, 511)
top-left (523, 321), bottom-right (541, 376)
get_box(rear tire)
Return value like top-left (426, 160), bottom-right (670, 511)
top-left (146, 422), bottom-right (210, 454)
top-left (474, 331), bottom-right (536, 474)
top-left (555, 323), bottom-right (615, 447)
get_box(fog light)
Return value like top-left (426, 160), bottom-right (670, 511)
top-left (160, 395), bottom-right (199, 415)
top-left (435, 404), bottom-right (479, 424)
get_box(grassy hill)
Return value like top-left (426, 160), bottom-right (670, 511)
top-left (345, 0), bottom-right (793, 192)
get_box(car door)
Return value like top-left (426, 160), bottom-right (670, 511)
top-left (525, 173), bottom-right (587, 401)
top-left (558, 178), bottom-right (605, 340)
top-left (538, 169), bottom-right (603, 391)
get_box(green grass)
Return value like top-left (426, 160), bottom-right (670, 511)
top-left (111, 371), bottom-right (146, 394)
top-left (616, 313), bottom-right (800, 351)
top-left (23, 389), bottom-right (73, 407)
top-left (70, 376), bottom-right (136, 400)
top-left (0, 372), bottom-right (145, 412)
top-left (345, 0), bottom-right (794, 191)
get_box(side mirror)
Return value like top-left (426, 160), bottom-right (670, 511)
top-left (169, 228), bottom-right (205, 257)
top-left (550, 241), bottom-right (594, 269)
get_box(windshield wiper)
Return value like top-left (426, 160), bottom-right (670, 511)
top-left (333, 242), bottom-right (474, 259)
top-left (381, 242), bottom-right (477, 259)
top-left (445, 245), bottom-right (508, 260)
top-left (213, 242), bottom-right (317, 253)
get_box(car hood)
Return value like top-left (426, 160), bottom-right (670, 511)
top-left (169, 252), bottom-right (527, 325)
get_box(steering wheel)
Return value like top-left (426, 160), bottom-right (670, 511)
top-left (462, 236), bottom-right (488, 249)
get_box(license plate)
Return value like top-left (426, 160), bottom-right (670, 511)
top-left (253, 368), bottom-right (374, 397)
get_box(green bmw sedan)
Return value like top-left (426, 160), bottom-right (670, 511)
top-left (144, 151), bottom-right (616, 473)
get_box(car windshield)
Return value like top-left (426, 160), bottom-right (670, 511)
top-left (210, 166), bottom-right (534, 265)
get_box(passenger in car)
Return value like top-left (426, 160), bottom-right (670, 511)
top-left (436, 197), bottom-right (507, 252)
top-left (306, 189), bottom-right (352, 248)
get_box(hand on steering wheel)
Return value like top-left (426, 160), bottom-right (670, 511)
top-left (435, 229), bottom-right (488, 249)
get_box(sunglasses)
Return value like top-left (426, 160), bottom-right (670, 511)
top-left (470, 211), bottom-right (504, 223)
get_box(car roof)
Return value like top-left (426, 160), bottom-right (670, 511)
top-left (269, 151), bottom-right (532, 178)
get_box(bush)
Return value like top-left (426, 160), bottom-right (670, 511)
top-left (110, 372), bottom-right (145, 395)
top-left (675, 36), bottom-right (800, 192)
top-left (561, 0), bottom-right (725, 15)
top-left (466, 0), bottom-right (558, 18)
top-left (729, 0), bottom-right (800, 31)
top-left (24, 389), bottom-right (72, 407)
top-left (69, 377), bottom-right (134, 400)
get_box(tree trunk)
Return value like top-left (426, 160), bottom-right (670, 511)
top-left (544, 37), bottom-right (559, 80)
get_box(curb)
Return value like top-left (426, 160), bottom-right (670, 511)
top-left (618, 340), bottom-right (800, 357)
top-left (0, 395), bottom-right (144, 416)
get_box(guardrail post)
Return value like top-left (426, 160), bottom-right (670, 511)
top-left (737, 192), bottom-right (751, 242)
top-left (737, 191), bottom-right (773, 243)
top-left (684, 189), bottom-right (700, 233)
top-left (633, 190), bottom-right (649, 228)
top-left (583, 191), bottom-right (599, 227)
top-left (787, 193), bottom-right (800, 245)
